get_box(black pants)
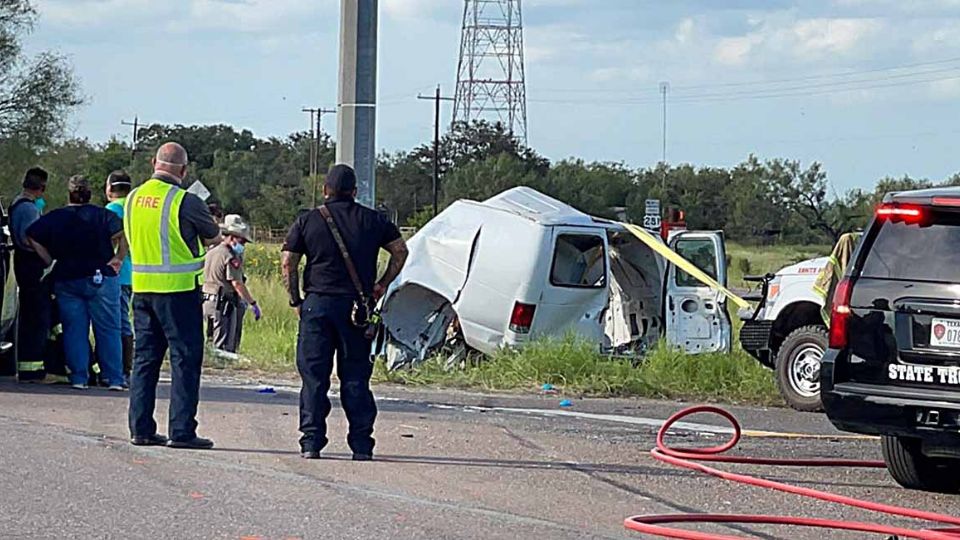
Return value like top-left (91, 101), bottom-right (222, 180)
top-left (297, 294), bottom-right (377, 454)
top-left (14, 250), bottom-right (52, 381)
top-left (128, 289), bottom-right (204, 442)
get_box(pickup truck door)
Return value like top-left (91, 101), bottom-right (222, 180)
top-left (665, 231), bottom-right (732, 353)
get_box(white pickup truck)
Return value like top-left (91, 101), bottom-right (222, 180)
top-left (738, 257), bottom-right (830, 411)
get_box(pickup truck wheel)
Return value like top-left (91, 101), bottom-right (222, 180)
top-left (774, 325), bottom-right (827, 412)
top-left (881, 436), bottom-right (960, 493)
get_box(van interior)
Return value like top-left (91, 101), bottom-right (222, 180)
top-left (601, 231), bottom-right (665, 354)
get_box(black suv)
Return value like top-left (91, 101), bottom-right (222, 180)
top-left (822, 188), bottom-right (960, 493)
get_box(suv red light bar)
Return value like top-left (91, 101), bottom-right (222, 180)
top-left (876, 203), bottom-right (925, 223)
top-left (876, 205), bottom-right (921, 218)
top-left (932, 196), bottom-right (960, 207)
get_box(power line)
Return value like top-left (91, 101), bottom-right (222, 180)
top-left (120, 116), bottom-right (143, 158)
top-left (526, 69), bottom-right (960, 106)
top-left (302, 107), bottom-right (336, 207)
top-left (418, 85), bottom-right (455, 216)
top-left (536, 54), bottom-right (960, 96)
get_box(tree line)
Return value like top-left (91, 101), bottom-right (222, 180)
top-left (3, 120), bottom-right (958, 245)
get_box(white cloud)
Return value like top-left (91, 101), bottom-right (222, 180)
top-left (383, 0), bottom-right (451, 21)
top-left (710, 16), bottom-right (883, 66)
top-left (186, 0), bottom-right (322, 33)
top-left (791, 18), bottom-right (882, 58)
top-left (38, 0), bottom-right (164, 27)
top-left (37, 0), bottom-right (329, 34)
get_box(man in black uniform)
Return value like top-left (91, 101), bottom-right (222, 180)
top-left (9, 167), bottom-right (53, 382)
top-left (282, 164), bottom-right (408, 461)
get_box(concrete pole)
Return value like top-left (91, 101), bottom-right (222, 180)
top-left (336, 0), bottom-right (378, 207)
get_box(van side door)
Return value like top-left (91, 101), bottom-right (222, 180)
top-left (534, 227), bottom-right (610, 345)
top-left (665, 231), bottom-right (732, 353)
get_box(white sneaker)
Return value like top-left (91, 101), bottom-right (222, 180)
top-left (108, 384), bottom-right (127, 392)
top-left (71, 384), bottom-right (88, 390)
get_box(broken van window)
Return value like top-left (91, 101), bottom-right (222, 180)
top-left (674, 238), bottom-right (718, 288)
top-left (551, 234), bottom-right (606, 288)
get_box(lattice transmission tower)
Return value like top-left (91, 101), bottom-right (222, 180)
top-left (452, 0), bottom-right (528, 142)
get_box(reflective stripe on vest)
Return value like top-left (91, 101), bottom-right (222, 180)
top-left (17, 361), bottom-right (44, 372)
top-left (125, 180), bottom-right (203, 293)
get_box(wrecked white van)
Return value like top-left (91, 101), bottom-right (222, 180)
top-left (380, 187), bottom-right (733, 369)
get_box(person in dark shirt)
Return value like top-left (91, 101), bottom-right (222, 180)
top-left (27, 175), bottom-right (128, 390)
top-left (9, 167), bottom-right (55, 382)
top-left (282, 164), bottom-right (408, 461)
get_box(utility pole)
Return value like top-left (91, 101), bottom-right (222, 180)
top-left (418, 85), bottom-right (454, 216)
top-left (337, 0), bottom-right (378, 207)
top-left (659, 81), bottom-right (669, 193)
top-left (121, 116), bottom-right (140, 158)
top-left (303, 107), bottom-right (336, 207)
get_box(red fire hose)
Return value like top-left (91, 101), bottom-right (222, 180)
top-left (625, 405), bottom-right (960, 539)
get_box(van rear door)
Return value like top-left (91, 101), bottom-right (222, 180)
top-left (665, 231), bottom-right (732, 353)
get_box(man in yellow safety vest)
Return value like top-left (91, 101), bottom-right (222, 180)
top-left (125, 142), bottom-right (222, 450)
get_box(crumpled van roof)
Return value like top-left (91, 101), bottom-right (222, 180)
top-left (482, 186), bottom-right (601, 227)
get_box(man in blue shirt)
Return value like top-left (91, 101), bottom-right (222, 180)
top-left (9, 167), bottom-right (53, 382)
top-left (27, 176), bottom-right (127, 390)
top-left (105, 171), bottom-right (134, 380)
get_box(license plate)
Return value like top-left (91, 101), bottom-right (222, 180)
top-left (931, 318), bottom-right (960, 348)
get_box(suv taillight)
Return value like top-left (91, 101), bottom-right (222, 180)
top-left (828, 278), bottom-right (853, 349)
top-left (509, 302), bottom-right (536, 334)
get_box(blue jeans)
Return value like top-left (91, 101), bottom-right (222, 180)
top-left (128, 289), bottom-right (204, 442)
top-left (296, 294), bottom-right (377, 454)
top-left (120, 285), bottom-right (133, 337)
top-left (55, 276), bottom-right (123, 387)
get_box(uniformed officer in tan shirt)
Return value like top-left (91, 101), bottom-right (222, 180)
top-left (202, 215), bottom-right (260, 353)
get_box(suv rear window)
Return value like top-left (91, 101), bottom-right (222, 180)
top-left (861, 210), bottom-right (960, 282)
top-left (551, 234), bottom-right (606, 288)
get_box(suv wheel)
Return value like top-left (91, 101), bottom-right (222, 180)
top-left (881, 436), bottom-right (960, 493)
top-left (774, 325), bottom-right (827, 412)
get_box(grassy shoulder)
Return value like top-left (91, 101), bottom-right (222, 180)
top-left (230, 244), bottom-right (789, 405)
top-left (374, 338), bottom-right (781, 405)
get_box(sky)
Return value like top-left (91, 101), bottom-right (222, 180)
top-left (23, 0), bottom-right (960, 192)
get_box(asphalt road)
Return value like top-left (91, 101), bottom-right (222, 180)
top-left (1, 376), bottom-right (958, 540)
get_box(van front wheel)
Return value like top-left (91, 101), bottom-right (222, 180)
top-left (881, 436), bottom-right (960, 493)
top-left (774, 325), bottom-right (827, 412)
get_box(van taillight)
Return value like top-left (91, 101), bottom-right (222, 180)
top-left (828, 278), bottom-right (853, 349)
top-left (509, 302), bottom-right (536, 334)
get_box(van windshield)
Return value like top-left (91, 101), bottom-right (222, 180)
top-left (551, 234), bottom-right (606, 288)
top-left (861, 211), bottom-right (960, 283)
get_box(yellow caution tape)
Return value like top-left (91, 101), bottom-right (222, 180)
top-left (620, 223), bottom-right (751, 310)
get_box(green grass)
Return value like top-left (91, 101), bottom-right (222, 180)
top-left (727, 242), bottom-right (831, 289)
top-left (219, 242), bottom-right (820, 405)
top-left (374, 337), bottom-right (780, 404)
